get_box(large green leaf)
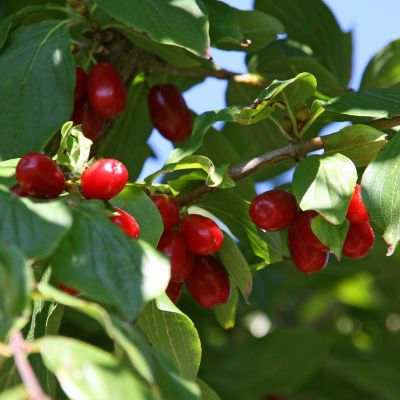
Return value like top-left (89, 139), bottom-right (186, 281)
top-left (95, 0), bottom-right (210, 59)
top-left (197, 379), bottom-right (221, 400)
top-left (39, 337), bottom-right (154, 400)
top-left (50, 201), bottom-right (170, 319)
top-left (292, 154), bottom-right (357, 225)
top-left (0, 186), bottom-right (72, 259)
top-left (0, 19), bottom-right (74, 160)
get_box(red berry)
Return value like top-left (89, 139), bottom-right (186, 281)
top-left (87, 63), bottom-right (127, 118)
top-left (110, 207), bottom-right (140, 239)
top-left (343, 222), bottom-right (375, 259)
top-left (81, 159), bottom-right (128, 201)
top-left (10, 184), bottom-right (29, 197)
top-left (59, 283), bottom-right (79, 296)
top-left (74, 66), bottom-right (87, 101)
top-left (16, 153), bottom-right (65, 199)
top-left (148, 84), bottom-right (192, 142)
top-left (150, 194), bottom-right (180, 229)
top-left (72, 98), bottom-right (85, 125)
top-left (158, 230), bottom-right (193, 283)
top-left (180, 214), bottom-right (224, 255)
top-left (250, 189), bottom-right (297, 231)
top-left (295, 211), bottom-right (329, 251)
top-left (166, 281), bottom-right (182, 304)
top-left (346, 184), bottom-right (370, 224)
top-left (72, 100), bottom-right (105, 140)
top-left (288, 221), bottom-right (329, 274)
top-left (186, 256), bottom-right (230, 308)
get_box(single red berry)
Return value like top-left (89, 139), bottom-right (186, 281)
top-left (110, 207), bottom-right (140, 239)
top-left (72, 98), bottom-right (85, 125)
top-left (166, 281), bottom-right (182, 304)
top-left (10, 184), bottom-right (29, 197)
top-left (74, 66), bottom-right (87, 101)
top-left (158, 230), bottom-right (193, 283)
top-left (16, 153), bottom-right (65, 199)
top-left (148, 84), bottom-right (192, 142)
top-left (288, 221), bottom-right (329, 274)
top-left (180, 214), bottom-right (224, 255)
top-left (81, 158), bottom-right (128, 201)
top-left (295, 211), bottom-right (329, 251)
top-left (150, 194), bottom-right (180, 229)
top-left (87, 63), bottom-right (127, 118)
top-left (343, 222), bottom-right (375, 259)
top-left (346, 184), bottom-right (370, 224)
top-left (72, 100), bottom-right (105, 140)
top-left (186, 256), bottom-right (230, 308)
top-left (59, 283), bottom-right (79, 296)
top-left (249, 189), bottom-right (297, 231)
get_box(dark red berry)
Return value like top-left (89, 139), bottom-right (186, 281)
top-left (295, 211), bottom-right (329, 251)
top-left (87, 63), bottom-right (127, 118)
top-left (148, 84), bottom-right (192, 142)
top-left (180, 214), bottom-right (224, 255)
top-left (72, 100), bottom-right (105, 140)
top-left (72, 98), bottom-right (85, 125)
top-left (250, 189), bottom-right (297, 231)
top-left (59, 283), bottom-right (79, 296)
top-left (186, 256), bottom-right (230, 308)
top-left (16, 153), bottom-right (65, 199)
top-left (288, 221), bottom-right (329, 274)
top-left (110, 207), bottom-right (140, 239)
top-left (74, 66), bottom-right (87, 101)
top-left (166, 281), bottom-right (182, 304)
top-left (343, 222), bottom-right (375, 259)
top-left (150, 194), bottom-right (180, 229)
top-left (346, 184), bottom-right (370, 224)
top-left (158, 230), bottom-right (193, 283)
top-left (81, 158), bottom-right (128, 201)
top-left (10, 184), bottom-right (29, 197)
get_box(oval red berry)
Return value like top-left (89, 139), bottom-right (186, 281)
top-left (110, 207), bottom-right (140, 239)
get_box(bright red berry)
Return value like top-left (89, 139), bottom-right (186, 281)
top-left (81, 159), bottom-right (128, 201)
top-left (87, 63), bottom-right (127, 118)
top-left (110, 207), bottom-right (140, 239)
top-left (59, 283), bottom-right (79, 296)
top-left (180, 214), bottom-right (224, 255)
top-left (250, 189), bottom-right (297, 231)
top-left (72, 100), bottom-right (105, 140)
top-left (343, 222), bottom-right (375, 259)
top-left (186, 256), bottom-right (230, 308)
top-left (166, 281), bottom-right (182, 304)
top-left (150, 194), bottom-right (180, 229)
top-left (148, 84), bottom-right (192, 142)
top-left (346, 184), bottom-right (370, 224)
top-left (295, 211), bottom-right (329, 252)
top-left (16, 153), bottom-right (65, 199)
top-left (74, 66), bottom-right (87, 101)
top-left (158, 230), bottom-right (193, 283)
top-left (10, 184), bottom-right (29, 197)
top-left (288, 221), bottom-right (329, 274)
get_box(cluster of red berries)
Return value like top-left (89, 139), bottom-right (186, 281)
top-left (72, 63), bottom-right (127, 140)
top-left (151, 194), bottom-right (230, 308)
top-left (250, 184), bottom-right (375, 273)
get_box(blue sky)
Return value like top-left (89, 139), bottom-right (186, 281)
top-left (139, 0), bottom-right (400, 181)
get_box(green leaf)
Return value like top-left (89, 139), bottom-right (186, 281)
top-left (197, 379), bottom-right (222, 400)
top-left (0, 186), bottom-right (72, 259)
top-left (50, 201), bottom-right (170, 319)
top-left (0, 19), bottom-right (74, 160)
top-left (214, 284), bottom-right (238, 330)
top-left (0, 243), bottom-right (33, 341)
top-left (0, 14), bottom-right (13, 51)
top-left (0, 159), bottom-right (18, 187)
top-left (311, 216), bottom-right (349, 259)
top-left (39, 336), bottom-right (154, 400)
top-left (362, 133), bottom-right (400, 255)
top-left (324, 124), bottom-right (388, 166)
top-left (95, 0), bottom-right (210, 59)
top-left (138, 294), bottom-right (202, 381)
top-left (293, 154), bottom-right (357, 225)
top-left (0, 385), bottom-right (27, 400)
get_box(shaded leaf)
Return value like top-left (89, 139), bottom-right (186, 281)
top-left (214, 284), bottom-right (238, 329)
top-left (197, 379), bottom-right (222, 400)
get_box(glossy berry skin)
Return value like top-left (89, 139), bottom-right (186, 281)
top-left (110, 207), bottom-right (140, 239)
top-left (288, 221), bottom-right (329, 274)
top-left (72, 100), bottom-right (104, 140)
top-left (148, 84), bottom-right (192, 142)
top-left (166, 281), bottom-right (182, 304)
top-left (16, 153), bottom-right (65, 199)
top-left (87, 63), bottom-right (127, 118)
top-left (346, 184), bottom-right (370, 224)
top-left (81, 159), bottom-right (128, 201)
top-left (295, 211), bottom-right (329, 251)
top-left (150, 194), bottom-right (180, 229)
top-left (59, 283), bottom-right (79, 296)
top-left (10, 184), bottom-right (29, 197)
top-left (180, 214), bottom-right (223, 255)
top-left (74, 66), bottom-right (87, 101)
top-left (158, 230), bottom-right (193, 283)
top-left (343, 222), bottom-right (375, 259)
top-left (186, 256), bottom-right (230, 308)
top-left (250, 190), bottom-right (297, 231)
